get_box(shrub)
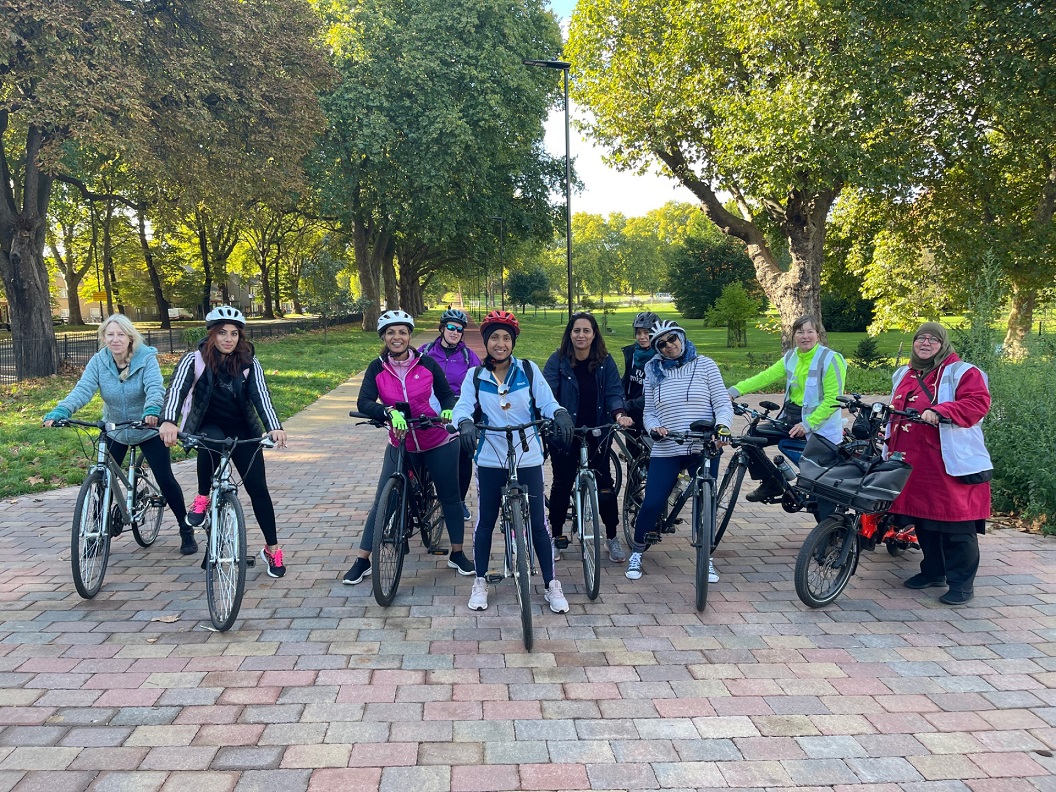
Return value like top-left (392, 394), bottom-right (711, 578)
top-left (821, 294), bottom-right (874, 332)
top-left (852, 336), bottom-right (886, 369)
top-left (182, 327), bottom-right (207, 348)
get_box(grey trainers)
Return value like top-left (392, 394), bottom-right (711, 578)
top-left (545, 579), bottom-right (569, 613)
top-left (607, 537), bottom-right (626, 563)
top-left (708, 558), bottom-right (719, 584)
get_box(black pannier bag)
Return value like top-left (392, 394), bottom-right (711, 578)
top-left (796, 434), bottom-right (913, 513)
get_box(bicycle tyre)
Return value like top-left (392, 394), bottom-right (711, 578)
top-left (694, 478), bottom-right (714, 612)
top-left (418, 472), bottom-right (442, 550)
top-left (713, 455), bottom-right (746, 550)
top-left (131, 466), bottom-right (164, 548)
top-left (578, 477), bottom-right (602, 600)
top-left (886, 539), bottom-right (907, 557)
top-left (71, 469), bottom-right (111, 599)
top-left (508, 494), bottom-right (533, 651)
top-left (372, 476), bottom-right (408, 607)
top-left (795, 516), bottom-right (859, 608)
top-left (206, 490), bottom-right (247, 631)
top-left (607, 447), bottom-right (623, 498)
top-left (622, 456), bottom-right (648, 548)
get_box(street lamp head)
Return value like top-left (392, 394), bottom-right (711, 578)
top-left (523, 58), bottom-right (571, 70)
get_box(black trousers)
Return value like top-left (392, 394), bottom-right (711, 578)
top-left (548, 434), bottom-right (619, 539)
top-left (106, 435), bottom-right (188, 527)
top-left (194, 423), bottom-right (278, 547)
top-left (458, 444), bottom-right (473, 503)
top-left (916, 527), bottom-right (980, 593)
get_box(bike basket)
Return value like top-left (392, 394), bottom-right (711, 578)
top-left (795, 434), bottom-right (912, 513)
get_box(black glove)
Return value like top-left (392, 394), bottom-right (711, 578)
top-left (459, 420), bottom-right (478, 456)
top-left (552, 409), bottom-right (574, 449)
top-left (716, 424), bottom-right (731, 441)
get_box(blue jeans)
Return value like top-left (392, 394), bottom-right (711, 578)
top-left (631, 454), bottom-right (701, 553)
top-left (473, 465), bottom-right (554, 585)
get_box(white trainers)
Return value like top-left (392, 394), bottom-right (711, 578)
top-left (551, 539), bottom-right (561, 562)
top-left (545, 579), bottom-right (569, 613)
top-left (625, 551), bottom-right (643, 580)
top-left (468, 577), bottom-right (489, 610)
top-left (708, 558), bottom-right (719, 584)
top-left (607, 537), bottom-right (626, 563)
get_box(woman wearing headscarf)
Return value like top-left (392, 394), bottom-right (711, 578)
top-left (885, 322), bottom-right (993, 605)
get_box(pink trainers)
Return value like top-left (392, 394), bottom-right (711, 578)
top-left (261, 546), bottom-right (286, 578)
top-left (186, 495), bottom-right (210, 527)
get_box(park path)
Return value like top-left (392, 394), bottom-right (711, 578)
top-left (0, 332), bottom-right (1054, 791)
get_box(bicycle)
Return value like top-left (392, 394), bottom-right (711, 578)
top-left (455, 418), bottom-right (551, 651)
top-left (792, 395), bottom-right (930, 608)
top-left (566, 424), bottom-right (621, 600)
top-left (178, 431), bottom-right (276, 631)
top-left (54, 419), bottom-right (166, 599)
top-left (349, 411), bottom-right (446, 606)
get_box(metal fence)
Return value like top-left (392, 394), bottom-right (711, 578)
top-left (0, 314), bottom-right (362, 382)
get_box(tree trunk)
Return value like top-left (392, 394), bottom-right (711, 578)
top-left (64, 270), bottom-right (85, 327)
top-left (195, 211), bottom-right (214, 318)
top-left (260, 253), bottom-right (274, 319)
top-left (1002, 283), bottom-right (1035, 360)
top-left (136, 207), bottom-right (170, 329)
top-left (353, 218), bottom-right (393, 331)
top-left (382, 254), bottom-right (398, 312)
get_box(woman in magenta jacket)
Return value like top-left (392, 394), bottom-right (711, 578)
top-left (418, 308), bottom-right (482, 519)
top-left (342, 310), bottom-right (472, 585)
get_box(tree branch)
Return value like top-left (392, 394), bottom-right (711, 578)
top-left (52, 174), bottom-right (142, 212)
top-left (0, 111), bottom-right (17, 230)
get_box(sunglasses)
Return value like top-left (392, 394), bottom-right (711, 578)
top-left (655, 334), bottom-right (679, 350)
top-left (498, 384), bottom-right (511, 411)
top-left (444, 324), bottom-right (464, 333)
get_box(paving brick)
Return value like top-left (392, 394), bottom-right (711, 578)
top-left (280, 744), bottom-right (352, 769)
top-left (0, 748), bottom-right (80, 771)
top-left (210, 746), bottom-right (285, 771)
top-left (518, 763), bottom-right (590, 790)
top-left (306, 768), bottom-right (382, 792)
top-left (450, 764), bottom-right (520, 792)
top-left (231, 769), bottom-right (312, 792)
top-left (160, 771), bottom-right (240, 792)
top-left (9, 771), bottom-right (96, 792)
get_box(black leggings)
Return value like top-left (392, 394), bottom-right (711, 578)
top-left (106, 435), bottom-right (187, 527)
top-left (194, 424), bottom-right (278, 547)
top-left (459, 444), bottom-right (473, 502)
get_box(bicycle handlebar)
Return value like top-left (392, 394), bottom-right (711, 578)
top-left (51, 418), bottom-right (152, 432)
top-left (177, 432), bottom-right (277, 452)
top-left (838, 394), bottom-right (951, 424)
top-left (349, 411), bottom-right (447, 430)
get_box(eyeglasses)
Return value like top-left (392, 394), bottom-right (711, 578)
top-left (914, 335), bottom-right (940, 345)
top-left (444, 324), bottom-right (464, 333)
top-left (655, 335), bottom-right (679, 350)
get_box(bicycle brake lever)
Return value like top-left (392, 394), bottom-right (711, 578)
top-left (519, 427), bottom-right (530, 453)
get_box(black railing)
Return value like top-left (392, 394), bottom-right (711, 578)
top-left (0, 314), bottom-right (362, 382)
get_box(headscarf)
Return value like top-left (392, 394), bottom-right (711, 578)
top-left (632, 344), bottom-right (655, 374)
top-left (910, 321), bottom-right (954, 375)
top-left (647, 330), bottom-right (698, 384)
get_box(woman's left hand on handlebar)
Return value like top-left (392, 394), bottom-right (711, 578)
top-left (269, 429), bottom-right (288, 448)
top-left (919, 409), bottom-right (942, 426)
top-left (142, 415), bottom-right (158, 428)
top-left (616, 414), bottom-right (634, 429)
top-left (788, 421), bottom-right (808, 439)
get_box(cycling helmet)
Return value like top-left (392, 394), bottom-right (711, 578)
top-left (377, 309), bottom-right (415, 336)
top-left (479, 309), bottom-right (520, 338)
top-left (205, 305), bottom-right (246, 329)
top-left (439, 308), bottom-right (469, 328)
top-left (632, 311), bottom-right (660, 331)
top-left (649, 319), bottom-right (685, 349)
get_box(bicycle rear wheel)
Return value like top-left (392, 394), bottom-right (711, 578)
top-left (693, 478), bottom-right (715, 612)
top-left (71, 469), bottom-right (111, 599)
top-left (372, 476), bottom-right (408, 606)
top-left (206, 491), bottom-right (247, 631)
top-left (795, 516), bottom-right (859, 608)
top-left (607, 447), bottom-right (623, 497)
top-left (508, 494), bottom-right (533, 651)
top-left (131, 466), bottom-right (164, 548)
top-left (622, 457), bottom-right (648, 548)
top-left (713, 455), bottom-right (746, 550)
top-left (577, 477), bottom-right (602, 600)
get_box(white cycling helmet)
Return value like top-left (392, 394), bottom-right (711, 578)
top-left (377, 309), bottom-right (415, 336)
top-left (649, 319), bottom-right (685, 349)
top-left (205, 305), bottom-right (246, 329)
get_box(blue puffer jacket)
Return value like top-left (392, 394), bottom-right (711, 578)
top-left (542, 352), bottom-right (627, 427)
top-left (46, 344), bottom-right (164, 445)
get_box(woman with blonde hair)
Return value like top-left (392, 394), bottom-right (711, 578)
top-left (44, 314), bottom-right (194, 554)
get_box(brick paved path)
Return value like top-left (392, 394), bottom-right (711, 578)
top-left (1, 340), bottom-right (1055, 791)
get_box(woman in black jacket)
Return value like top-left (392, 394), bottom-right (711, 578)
top-left (543, 312), bottom-right (633, 563)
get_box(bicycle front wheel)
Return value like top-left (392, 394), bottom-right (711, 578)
top-left (713, 455), bottom-right (746, 550)
top-left (71, 469), bottom-right (111, 599)
top-left (131, 466), bottom-right (164, 548)
top-left (508, 494), bottom-right (533, 651)
top-left (372, 476), bottom-right (408, 606)
top-left (622, 457), bottom-right (648, 548)
top-left (206, 491), bottom-right (247, 631)
top-left (577, 478), bottom-right (602, 600)
top-left (795, 517), bottom-right (859, 608)
top-left (607, 447), bottom-right (623, 498)
top-left (418, 474), bottom-right (442, 550)
top-left (693, 478), bottom-right (715, 612)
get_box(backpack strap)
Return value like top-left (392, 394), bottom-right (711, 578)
top-left (178, 351), bottom-right (206, 431)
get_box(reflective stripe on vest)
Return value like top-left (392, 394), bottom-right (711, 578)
top-left (783, 345), bottom-right (844, 444)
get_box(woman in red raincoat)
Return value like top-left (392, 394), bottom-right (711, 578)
top-left (885, 322), bottom-right (993, 605)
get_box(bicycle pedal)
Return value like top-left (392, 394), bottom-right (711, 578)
top-left (644, 531), bottom-right (662, 545)
top-left (554, 536), bottom-right (570, 550)
top-left (428, 547), bottom-right (448, 556)
top-left (246, 558), bottom-right (255, 567)
top-left (661, 525), bottom-right (678, 534)
top-left (485, 572), bottom-right (503, 584)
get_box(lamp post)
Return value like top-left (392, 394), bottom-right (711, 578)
top-left (490, 216), bottom-right (505, 311)
top-left (523, 58), bottom-right (573, 321)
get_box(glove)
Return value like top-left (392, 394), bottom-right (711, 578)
top-left (440, 409), bottom-right (453, 422)
top-left (44, 406), bottom-right (71, 424)
top-left (459, 420), bottom-right (478, 455)
top-left (716, 424), bottom-right (731, 440)
top-left (552, 409), bottom-right (574, 449)
top-left (389, 409), bottom-right (407, 432)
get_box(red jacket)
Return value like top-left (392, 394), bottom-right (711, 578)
top-left (886, 353), bottom-right (991, 522)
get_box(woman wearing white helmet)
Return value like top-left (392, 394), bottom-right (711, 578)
top-left (624, 319), bottom-right (733, 585)
top-left (159, 306), bottom-right (289, 578)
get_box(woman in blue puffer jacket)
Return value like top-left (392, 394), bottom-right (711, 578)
top-left (44, 314), bottom-right (193, 554)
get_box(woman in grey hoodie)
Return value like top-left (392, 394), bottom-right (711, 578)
top-left (44, 315), bottom-right (194, 554)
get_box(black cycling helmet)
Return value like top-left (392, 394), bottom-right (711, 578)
top-left (439, 308), bottom-right (469, 328)
top-left (633, 311), bottom-right (660, 331)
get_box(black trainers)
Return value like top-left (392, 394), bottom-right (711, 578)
top-left (186, 494), bottom-right (210, 527)
top-left (903, 573), bottom-right (947, 590)
top-left (744, 482), bottom-right (783, 502)
top-left (261, 546), bottom-right (286, 579)
top-left (447, 551), bottom-right (475, 576)
top-left (939, 589), bottom-right (974, 605)
top-left (342, 557), bottom-right (371, 585)
top-left (179, 527), bottom-right (198, 556)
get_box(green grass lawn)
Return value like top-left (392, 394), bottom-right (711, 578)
top-left (0, 325), bottom-right (382, 499)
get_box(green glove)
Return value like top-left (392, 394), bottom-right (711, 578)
top-left (389, 410), bottom-right (408, 432)
top-left (440, 409), bottom-right (453, 422)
